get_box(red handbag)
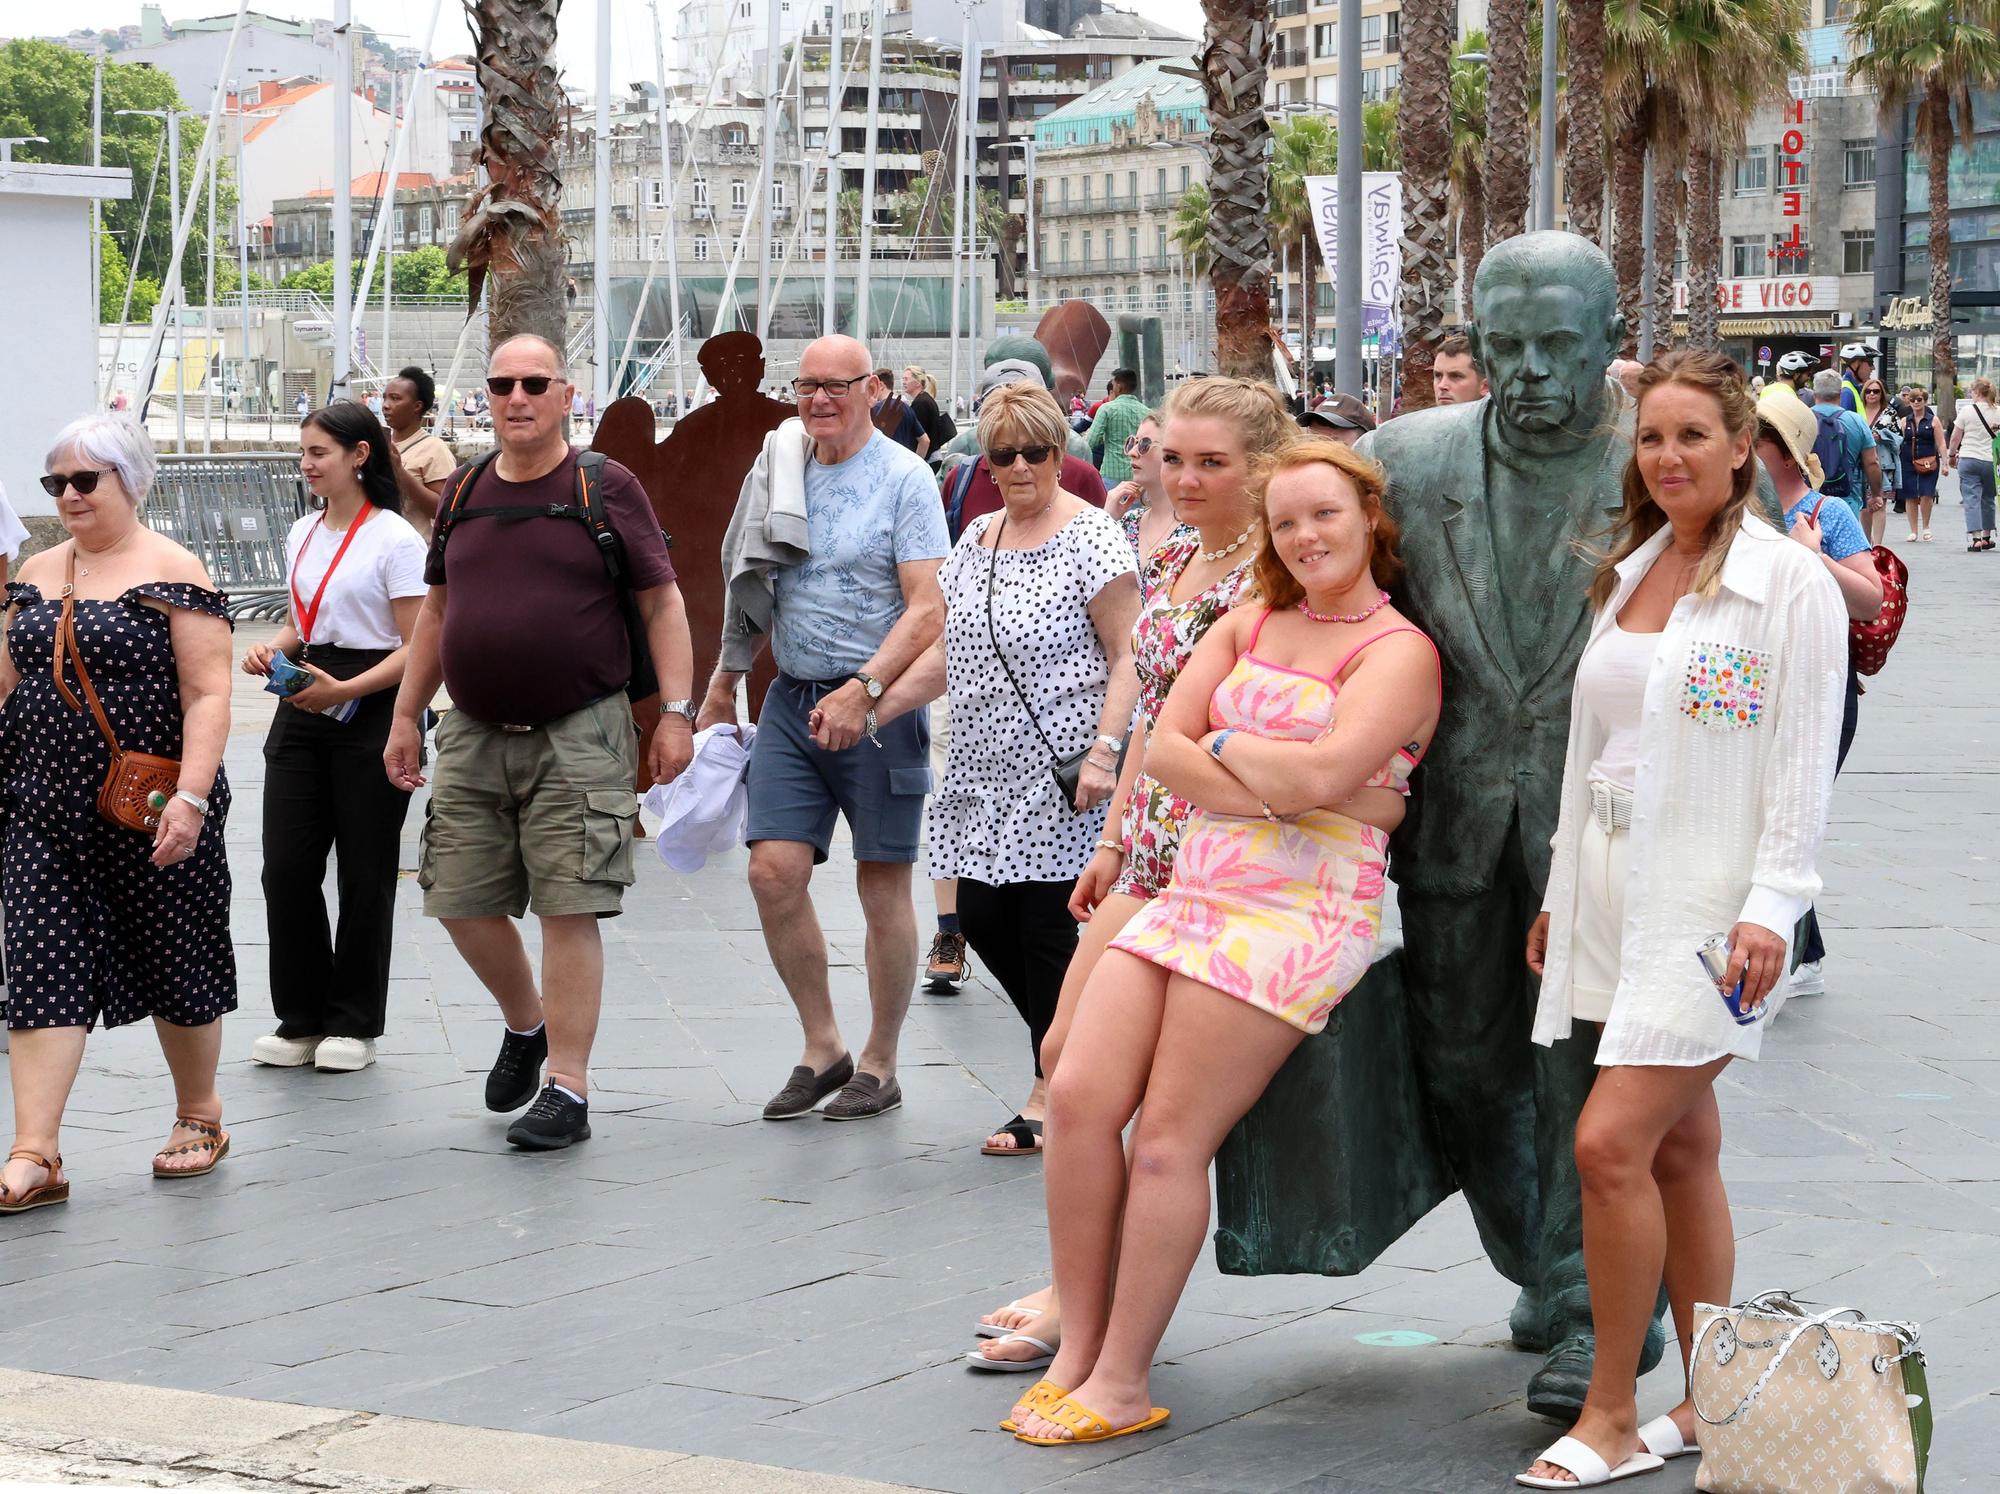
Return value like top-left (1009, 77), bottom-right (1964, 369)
top-left (1850, 544), bottom-right (1908, 676)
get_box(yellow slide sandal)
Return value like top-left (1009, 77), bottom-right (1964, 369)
top-left (999, 1378), bottom-right (1068, 1433)
top-left (1015, 1396), bottom-right (1170, 1446)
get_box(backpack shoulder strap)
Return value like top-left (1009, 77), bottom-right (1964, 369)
top-left (433, 447), bottom-right (502, 557)
top-left (572, 449), bottom-right (626, 584)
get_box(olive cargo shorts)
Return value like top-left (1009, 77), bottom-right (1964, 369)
top-left (419, 694), bottom-right (640, 919)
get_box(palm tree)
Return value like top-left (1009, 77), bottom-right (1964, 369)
top-left (1450, 33), bottom-right (1491, 320)
top-left (1604, 0), bottom-right (1666, 353)
top-left (1398, 0), bottom-right (1455, 410)
top-left (1170, 179), bottom-right (1213, 272)
top-left (1364, 99), bottom-right (1402, 171)
top-left (1485, 0), bottom-right (1532, 241)
top-left (1850, 0), bottom-right (2000, 410)
top-left (1198, 0), bottom-right (1275, 379)
top-left (452, 1), bottom-right (569, 347)
top-left (1269, 114), bottom-right (1338, 393)
top-left (1566, 0), bottom-right (1609, 243)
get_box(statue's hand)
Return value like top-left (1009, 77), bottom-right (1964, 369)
top-left (1525, 912), bottom-right (1551, 976)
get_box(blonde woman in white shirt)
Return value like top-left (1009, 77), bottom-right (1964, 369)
top-left (1945, 375), bottom-right (1999, 551)
top-left (1517, 353), bottom-right (1846, 1490)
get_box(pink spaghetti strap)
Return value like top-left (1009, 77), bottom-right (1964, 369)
top-left (1246, 606), bottom-right (1276, 652)
top-left (1327, 625), bottom-right (1431, 685)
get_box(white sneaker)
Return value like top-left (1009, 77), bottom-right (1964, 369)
top-left (250, 1032), bottom-right (322, 1067)
top-left (1789, 960), bottom-right (1826, 997)
top-left (314, 1036), bottom-right (377, 1072)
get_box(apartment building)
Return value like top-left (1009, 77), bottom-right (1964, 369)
top-left (1266, 0), bottom-right (1490, 110)
top-left (264, 171), bottom-right (475, 284)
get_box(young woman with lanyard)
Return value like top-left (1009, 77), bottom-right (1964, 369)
top-left (243, 402), bottom-right (429, 1073)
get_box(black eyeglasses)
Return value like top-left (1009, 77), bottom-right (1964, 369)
top-left (1124, 436), bottom-right (1155, 455)
top-left (792, 377), bottom-right (865, 399)
top-left (40, 469), bottom-right (111, 498)
top-left (987, 445), bottom-right (1057, 469)
top-left (486, 375), bottom-right (560, 397)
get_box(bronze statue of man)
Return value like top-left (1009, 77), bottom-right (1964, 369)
top-left (1355, 231), bottom-right (1656, 1417)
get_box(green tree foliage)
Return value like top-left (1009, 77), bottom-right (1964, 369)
top-left (279, 245), bottom-right (467, 301)
top-left (0, 39), bottom-right (237, 307)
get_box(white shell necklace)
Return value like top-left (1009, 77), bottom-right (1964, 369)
top-left (1197, 522), bottom-right (1258, 564)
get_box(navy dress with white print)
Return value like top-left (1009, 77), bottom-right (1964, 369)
top-left (0, 582), bottom-right (237, 1030)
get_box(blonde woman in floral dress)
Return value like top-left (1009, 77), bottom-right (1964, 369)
top-left (1012, 438), bottom-right (1440, 1445)
top-left (972, 379), bottom-right (1294, 1388)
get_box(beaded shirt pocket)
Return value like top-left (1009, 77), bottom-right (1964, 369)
top-left (1682, 640), bottom-right (1770, 729)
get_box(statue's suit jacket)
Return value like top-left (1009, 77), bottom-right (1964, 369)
top-left (1357, 399), bottom-right (1627, 900)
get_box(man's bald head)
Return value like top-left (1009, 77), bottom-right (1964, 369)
top-left (799, 335), bottom-right (874, 382)
top-left (796, 335), bottom-right (876, 458)
top-left (489, 333), bottom-right (566, 377)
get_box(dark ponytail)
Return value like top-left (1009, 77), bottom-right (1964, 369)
top-left (302, 400), bottom-right (404, 515)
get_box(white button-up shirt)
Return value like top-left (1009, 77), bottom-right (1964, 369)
top-left (1534, 516), bottom-right (1848, 1065)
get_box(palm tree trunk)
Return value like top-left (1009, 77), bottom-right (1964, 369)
top-left (1610, 119), bottom-right (1646, 356)
top-left (1564, 0), bottom-right (1607, 244)
top-left (453, 0), bottom-right (569, 349)
top-left (1686, 140), bottom-right (1722, 352)
top-left (1398, 0), bottom-right (1454, 410)
top-left (1200, 0), bottom-right (1275, 380)
top-left (1485, 0), bottom-right (1531, 241)
top-left (1651, 165), bottom-right (1681, 354)
top-left (1926, 81), bottom-right (1956, 416)
top-left (1459, 164), bottom-right (1487, 321)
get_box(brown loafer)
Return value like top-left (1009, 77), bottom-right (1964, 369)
top-left (0, 1148), bottom-right (68, 1213)
top-left (822, 1072), bottom-right (903, 1122)
top-left (762, 1053), bottom-right (855, 1120)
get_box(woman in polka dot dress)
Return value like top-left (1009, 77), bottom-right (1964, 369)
top-left (0, 416), bottom-right (237, 1213)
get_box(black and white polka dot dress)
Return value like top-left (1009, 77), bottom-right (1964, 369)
top-left (0, 582), bottom-right (237, 1031)
top-left (925, 508), bottom-right (1136, 885)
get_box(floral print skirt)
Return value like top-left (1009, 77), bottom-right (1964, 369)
top-left (1109, 770), bottom-right (1191, 901)
top-left (1111, 807), bottom-right (1388, 1035)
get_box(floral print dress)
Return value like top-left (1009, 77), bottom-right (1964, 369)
top-left (1110, 535), bottom-right (1257, 900)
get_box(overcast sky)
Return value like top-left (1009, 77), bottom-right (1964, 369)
top-left (0, 0), bottom-right (1207, 84)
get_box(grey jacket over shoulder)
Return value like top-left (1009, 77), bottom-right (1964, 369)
top-left (718, 417), bottom-right (812, 673)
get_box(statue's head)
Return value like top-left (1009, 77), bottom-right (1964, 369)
top-left (1470, 232), bottom-right (1625, 442)
top-left (984, 334), bottom-right (1054, 388)
top-left (699, 330), bottom-right (765, 395)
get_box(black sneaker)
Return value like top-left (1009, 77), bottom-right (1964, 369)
top-left (485, 1026), bottom-right (548, 1112)
top-left (505, 1084), bottom-right (591, 1150)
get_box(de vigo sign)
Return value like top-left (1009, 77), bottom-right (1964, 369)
top-left (1672, 277), bottom-right (1840, 314)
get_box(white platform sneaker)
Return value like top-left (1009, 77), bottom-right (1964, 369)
top-left (250, 1033), bottom-right (322, 1067)
top-left (313, 1037), bottom-right (376, 1072)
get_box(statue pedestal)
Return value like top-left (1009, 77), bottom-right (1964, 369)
top-left (1214, 948), bottom-right (1455, 1276)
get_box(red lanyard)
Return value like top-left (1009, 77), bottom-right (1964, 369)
top-left (289, 504), bottom-right (374, 645)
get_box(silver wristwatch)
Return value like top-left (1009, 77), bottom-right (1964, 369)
top-left (174, 788), bottom-right (211, 817)
top-left (660, 697), bottom-right (696, 723)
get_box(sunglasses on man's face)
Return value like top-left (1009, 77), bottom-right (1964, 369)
top-left (987, 445), bottom-right (1057, 469)
top-left (40, 469), bottom-right (111, 498)
top-left (1124, 436), bottom-right (1155, 455)
top-left (486, 375), bottom-right (560, 397)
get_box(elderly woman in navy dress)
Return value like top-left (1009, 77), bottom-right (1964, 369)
top-left (0, 416), bottom-right (236, 1213)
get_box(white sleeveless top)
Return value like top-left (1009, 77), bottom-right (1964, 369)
top-left (1576, 620), bottom-right (1656, 793)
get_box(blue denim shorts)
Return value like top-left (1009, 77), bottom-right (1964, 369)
top-left (745, 674), bottom-right (931, 864)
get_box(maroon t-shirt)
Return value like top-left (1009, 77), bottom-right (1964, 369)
top-left (425, 449), bottom-right (674, 726)
top-left (956, 453), bottom-right (1108, 530)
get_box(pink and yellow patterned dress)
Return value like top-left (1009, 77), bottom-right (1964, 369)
top-left (1112, 612), bottom-right (1431, 1035)
top-left (1110, 535), bottom-right (1258, 901)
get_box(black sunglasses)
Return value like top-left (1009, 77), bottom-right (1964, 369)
top-left (486, 375), bottom-right (560, 397)
top-left (1124, 436), bottom-right (1155, 455)
top-left (987, 445), bottom-right (1057, 469)
top-left (40, 469), bottom-right (111, 498)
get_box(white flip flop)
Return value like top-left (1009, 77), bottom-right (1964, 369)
top-left (1638, 1415), bottom-right (1695, 1460)
top-left (974, 1302), bottom-right (1043, 1339)
top-left (1516, 1436), bottom-right (1665, 1488)
top-left (964, 1333), bottom-right (1056, 1373)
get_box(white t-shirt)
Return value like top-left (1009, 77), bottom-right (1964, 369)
top-left (285, 506), bottom-right (429, 649)
top-left (1956, 400), bottom-right (2000, 465)
top-left (1577, 618), bottom-right (1656, 793)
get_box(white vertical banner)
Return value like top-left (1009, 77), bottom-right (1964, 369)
top-left (1305, 173), bottom-right (1402, 335)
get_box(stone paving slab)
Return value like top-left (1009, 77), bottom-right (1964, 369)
top-left (0, 486), bottom-right (1995, 1490)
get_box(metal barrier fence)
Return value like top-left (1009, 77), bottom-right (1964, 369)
top-left (147, 454), bottom-right (308, 603)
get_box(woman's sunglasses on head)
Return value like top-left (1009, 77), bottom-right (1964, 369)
top-left (486, 375), bottom-right (560, 397)
top-left (987, 445), bottom-right (1057, 469)
top-left (40, 469), bottom-right (110, 498)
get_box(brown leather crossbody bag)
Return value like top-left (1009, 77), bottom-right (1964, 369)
top-left (52, 553), bottom-right (181, 834)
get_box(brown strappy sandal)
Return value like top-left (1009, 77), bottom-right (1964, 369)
top-left (0, 1149), bottom-right (69, 1213)
top-left (152, 1116), bottom-right (230, 1178)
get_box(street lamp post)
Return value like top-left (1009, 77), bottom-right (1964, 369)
top-left (1537, 0), bottom-right (1558, 230)
top-left (1335, 0), bottom-right (1363, 396)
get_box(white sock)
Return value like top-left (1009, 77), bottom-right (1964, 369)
top-left (506, 1021), bottom-right (545, 1038)
top-left (552, 1083), bottom-right (585, 1105)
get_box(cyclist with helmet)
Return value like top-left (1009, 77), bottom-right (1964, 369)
top-left (1761, 350), bottom-right (1818, 405)
top-left (1839, 342), bottom-right (1876, 413)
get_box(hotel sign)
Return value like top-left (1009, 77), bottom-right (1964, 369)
top-left (1672, 276), bottom-right (1841, 313)
top-left (1880, 295), bottom-right (1933, 330)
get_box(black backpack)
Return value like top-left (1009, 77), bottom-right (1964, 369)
top-left (433, 448), bottom-right (663, 701)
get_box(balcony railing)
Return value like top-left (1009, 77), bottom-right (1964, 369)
top-left (1273, 47), bottom-right (1308, 70)
top-left (1275, 0), bottom-right (1309, 14)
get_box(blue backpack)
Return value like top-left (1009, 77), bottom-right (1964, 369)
top-left (1811, 408), bottom-right (1855, 499)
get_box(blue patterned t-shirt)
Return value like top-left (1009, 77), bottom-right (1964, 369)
top-left (1784, 491), bottom-right (1871, 562)
top-left (772, 430), bottom-right (950, 680)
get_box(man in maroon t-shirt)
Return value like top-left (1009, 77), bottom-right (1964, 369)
top-left (385, 333), bottom-right (695, 1153)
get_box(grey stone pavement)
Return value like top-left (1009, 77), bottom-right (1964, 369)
top-left (1, 480), bottom-right (1996, 1492)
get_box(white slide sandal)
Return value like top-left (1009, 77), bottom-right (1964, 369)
top-left (1516, 1436), bottom-right (1666, 1488)
top-left (1637, 1415), bottom-right (1695, 1460)
top-left (964, 1333), bottom-right (1056, 1373)
top-left (974, 1301), bottom-right (1043, 1339)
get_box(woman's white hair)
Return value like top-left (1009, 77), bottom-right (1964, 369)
top-left (46, 414), bottom-right (158, 506)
